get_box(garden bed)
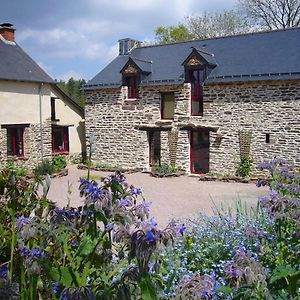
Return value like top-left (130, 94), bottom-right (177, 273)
top-left (77, 163), bottom-right (142, 174)
top-left (150, 170), bottom-right (186, 178)
top-left (197, 174), bottom-right (259, 183)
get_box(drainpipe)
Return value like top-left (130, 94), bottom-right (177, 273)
top-left (39, 83), bottom-right (44, 161)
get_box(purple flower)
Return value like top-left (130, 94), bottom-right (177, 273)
top-left (178, 224), bottom-right (186, 236)
top-left (16, 215), bottom-right (31, 229)
top-left (119, 197), bottom-right (131, 206)
top-left (0, 263), bottom-right (8, 278)
top-left (52, 282), bottom-right (60, 296)
top-left (105, 224), bottom-right (114, 231)
top-left (20, 246), bottom-right (45, 259)
top-left (130, 187), bottom-right (143, 197)
top-left (145, 230), bottom-right (157, 243)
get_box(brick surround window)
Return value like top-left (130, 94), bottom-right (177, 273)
top-left (7, 126), bottom-right (24, 157)
top-left (52, 126), bottom-right (69, 153)
top-left (189, 69), bottom-right (205, 116)
top-left (126, 76), bottom-right (138, 99)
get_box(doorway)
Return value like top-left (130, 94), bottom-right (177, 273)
top-left (148, 131), bottom-right (161, 167)
top-left (190, 129), bottom-right (209, 174)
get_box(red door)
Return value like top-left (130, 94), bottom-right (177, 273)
top-left (190, 129), bottom-right (209, 174)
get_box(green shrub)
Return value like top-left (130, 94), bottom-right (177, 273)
top-left (154, 163), bottom-right (178, 174)
top-left (34, 159), bottom-right (56, 176)
top-left (236, 155), bottom-right (253, 177)
top-left (52, 154), bottom-right (67, 171)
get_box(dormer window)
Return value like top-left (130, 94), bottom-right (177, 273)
top-left (126, 76), bottom-right (138, 99)
top-left (189, 69), bottom-right (205, 116)
top-left (182, 47), bottom-right (217, 117)
top-left (120, 57), bottom-right (152, 100)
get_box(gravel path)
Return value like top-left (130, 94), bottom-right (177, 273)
top-left (47, 165), bottom-right (267, 226)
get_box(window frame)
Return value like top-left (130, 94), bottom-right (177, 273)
top-left (188, 68), bottom-right (205, 116)
top-left (161, 92), bottom-right (175, 120)
top-left (125, 76), bottom-right (138, 99)
top-left (5, 125), bottom-right (26, 157)
top-left (52, 126), bottom-right (69, 154)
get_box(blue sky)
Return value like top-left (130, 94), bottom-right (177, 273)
top-left (1, 0), bottom-right (236, 81)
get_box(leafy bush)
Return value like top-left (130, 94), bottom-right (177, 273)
top-left (236, 155), bottom-right (253, 177)
top-left (154, 164), bottom-right (178, 174)
top-left (34, 159), bottom-right (56, 176)
top-left (34, 156), bottom-right (67, 176)
top-left (0, 167), bottom-right (182, 299)
top-left (52, 154), bottom-right (67, 170)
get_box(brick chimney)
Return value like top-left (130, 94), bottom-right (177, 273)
top-left (0, 23), bottom-right (15, 42)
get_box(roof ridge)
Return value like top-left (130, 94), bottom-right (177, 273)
top-left (136, 26), bottom-right (300, 50)
top-left (130, 56), bottom-right (153, 64)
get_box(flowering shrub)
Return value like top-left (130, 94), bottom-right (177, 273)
top-left (0, 168), bottom-right (182, 299)
top-left (160, 158), bottom-right (300, 299)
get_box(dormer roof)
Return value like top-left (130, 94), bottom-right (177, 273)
top-left (182, 47), bottom-right (217, 68)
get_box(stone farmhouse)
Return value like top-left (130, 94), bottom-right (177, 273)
top-left (83, 27), bottom-right (300, 175)
top-left (0, 23), bottom-right (85, 168)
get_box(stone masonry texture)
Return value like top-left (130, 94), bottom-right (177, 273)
top-left (84, 80), bottom-right (300, 175)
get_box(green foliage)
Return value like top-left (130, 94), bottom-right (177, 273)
top-left (95, 162), bottom-right (121, 171)
top-left (34, 159), bottom-right (56, 176)
top-left (4, 161), bottom-right (27, 178)
top-left (155, 24), bottom-right (194, 44)
top-left (155, 10), bottom-right (253, 44)
top-left (236, 155), bottom-right (253, 177)
top-left (52, 154), bottom-right (67, 170)
top-left (0, 163), bottom-right (179, 299)
top-left (34, 156), bottom-right (67, 176)
top-left (57, 77), bottom-right (86, 108)
top-left (154, 164), bottom-right (178, 174)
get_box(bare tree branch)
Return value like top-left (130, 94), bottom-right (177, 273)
top-left (239, 0), bottom-right (300, 29)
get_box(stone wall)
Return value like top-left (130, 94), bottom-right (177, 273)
top-left (84, 80), bottom-right (300, 175)
top-left (0, 120), bottom-right (52, 169)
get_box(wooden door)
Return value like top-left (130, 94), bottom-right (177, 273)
top-left (190, 129), bottom-right (209, 174)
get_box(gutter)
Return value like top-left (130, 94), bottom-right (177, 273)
top-left (39, 83), bottom-right (44, 161)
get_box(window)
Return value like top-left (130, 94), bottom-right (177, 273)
top-left (51, 97), bottom-right (56, 121)
top-left (189, 69), bottom-right (205, 116)
top-left (52, 126), bottom-right (69, 153)
top-left (7, 127), bottom-right (24, 157)
top-left (126, 76), bottom-right (138, 99)
top-left (161, 93), bottom-right (175, 119)
top-left (265, 133), bottom-right (270, 144)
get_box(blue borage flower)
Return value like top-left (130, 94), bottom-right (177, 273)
top-left (54, 207), bottom-right (80, 220)
top-left (16, 215), bottom-right (31, 229)
top-left (20, 246), bottom-right (46, 259)
top-left (130, 187), bottom-right (143, 197)
top-left (0, 263), bottom-right (8, 278)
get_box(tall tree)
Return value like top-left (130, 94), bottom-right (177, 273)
top-left (155, 24), bottom-right (194, 44)
top-left (155, 10), bottom-right (253, 44)
top-left (57, 78), bottom-right (86, 108)
top-left (238, 0), bottom-right (300, 29)
top-left (186, 10), bottom-right (252, 39)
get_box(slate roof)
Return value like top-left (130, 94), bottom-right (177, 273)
top-left (0, 37), bottom-right (54, 83)
top-left (84, 27), bottom-right (300, 89)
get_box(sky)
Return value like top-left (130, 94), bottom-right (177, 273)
top-left (1, 0), bottom-right (237, 81)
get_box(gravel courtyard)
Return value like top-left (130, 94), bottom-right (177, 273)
top-left (47, 165), bottom-right (268, 226)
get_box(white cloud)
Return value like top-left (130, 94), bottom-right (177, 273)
top-left (6, 0), bottom-right (237, 79)
top-left (57, 70), bottom-right (84, 81)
